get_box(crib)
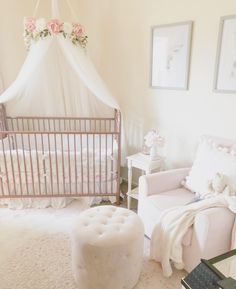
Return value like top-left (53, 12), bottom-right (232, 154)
top-left (0, 105), bottom-right (121, 203)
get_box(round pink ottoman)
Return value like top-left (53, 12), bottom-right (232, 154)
top-left (71, 205), bottom-right (144, 289)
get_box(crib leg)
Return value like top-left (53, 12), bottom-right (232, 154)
top-left (116, 191), bottom-right (120, 206)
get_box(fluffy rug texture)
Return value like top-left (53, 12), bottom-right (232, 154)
top-left (0, 201), bottom-right (185, 289)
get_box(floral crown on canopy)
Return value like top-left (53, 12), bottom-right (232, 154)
top-left (23, 17), bottom-right (88, 50)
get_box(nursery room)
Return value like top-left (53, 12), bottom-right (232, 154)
top-left (1, 0), bottom-right (236, 288)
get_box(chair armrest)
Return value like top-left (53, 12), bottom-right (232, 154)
top-left (139, 167), bottom-right (190, 197)
top-left (193, 207), bottom-right (235, 252)
top-left (183, 207), bottom-right (235, 272)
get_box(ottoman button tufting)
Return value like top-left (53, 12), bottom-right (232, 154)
top-left (71, 205), bottom-right (144, 289)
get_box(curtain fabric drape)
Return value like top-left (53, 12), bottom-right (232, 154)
top-left (0, 36), bottom-right (119, 118)
top-left (0, 0), bottom-right (120, 116)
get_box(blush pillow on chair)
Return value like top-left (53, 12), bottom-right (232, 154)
top-left (184, 138), bottom-right (236, 198)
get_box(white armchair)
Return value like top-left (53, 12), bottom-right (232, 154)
top-left (138, 136), bottom-right (236, 272)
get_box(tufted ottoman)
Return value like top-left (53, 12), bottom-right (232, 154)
top-left (71, 205), bottom-right (144, 289)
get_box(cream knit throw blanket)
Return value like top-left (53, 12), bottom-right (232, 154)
top-left (150, 195), bottom-right (236, 277)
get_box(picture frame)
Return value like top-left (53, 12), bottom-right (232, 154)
top-left (214, 15), bottom-right (236, 93)
top-left (151, 21), bottom-right (193, 90)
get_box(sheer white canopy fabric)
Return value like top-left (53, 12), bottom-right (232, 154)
top-left (0, 36), bottom-right (118, 118)
top-left (0, 0), bottom-right (120, 116)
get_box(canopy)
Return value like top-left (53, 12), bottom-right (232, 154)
top-left (1, 36), bottom-right (119, 117)
top-left (0, 0), bottom-right (120, 118)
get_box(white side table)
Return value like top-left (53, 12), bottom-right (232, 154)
top-left (126, 153), bottom-right (165, 210)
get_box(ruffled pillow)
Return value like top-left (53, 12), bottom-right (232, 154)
top-left (183, 138), bottom-right (236, 198)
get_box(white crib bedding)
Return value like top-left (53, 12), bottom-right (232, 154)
top-left (0, 136), bottom-right (12, 150)
top-left (10, 134), bottom-right (118, 152)
top-left (0, 147), bottom-right (118, 196)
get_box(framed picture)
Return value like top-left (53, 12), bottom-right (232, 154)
top-left (151, 21), bottom-right (193, 90)
top-left (214, 15), bottom-right (236, 93)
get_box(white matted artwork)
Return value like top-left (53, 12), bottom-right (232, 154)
top-left (151, 21), bottom-right (193, 90)
top-left (214, 15), bottom-right (236, 93)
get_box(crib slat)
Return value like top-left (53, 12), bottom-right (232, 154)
top-left (33, 132), bottom-right (42, 196)
top-left (80, 133), bottom-right (84, 194)
top-left (7, 136), bottom-right (16, 196)
top-left (74, 134), bottom-right (78, 194)
top-left (54, 133), bottom-right (60, 195)
top-left (111, 134), bottom-right (114, 195)
top-left (48, 130), bottom-right (54, 195)
top-left (86, 134), bottom-right (89, 195)
top-left (99, 133), bottom-right (101, 194)
top-left (1, 137), bottom-right (10, 196)
top-left (15, 123), bottom-right (24, 196)
top-left (42, 120), bottom-right (48, 195)
top-left (28, 133), bottom-right (36, 196)
top-left (32, 120), bottom-right (41, 196)
top-left (67, 134), bottom-right (72, 195)
top-left (93, 134), bottom-right (95, 195)
top-left (20, 131), bottom-right (30, 196)
top-left (105, 134), bottom-right (107, 195)
top-left (61, 134), bottom-right (66, 195)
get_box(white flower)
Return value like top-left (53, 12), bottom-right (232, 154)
top-left (63, 22), bottom-right (73, 35)
top-left (36, 18), bottom-right (47, 31)
top-left (144, 129), bottom-right (165, 148)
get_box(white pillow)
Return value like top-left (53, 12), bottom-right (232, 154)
top-left (184, 139), bottom-right (236, 196)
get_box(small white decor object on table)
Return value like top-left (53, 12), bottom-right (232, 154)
top-left (143, 129), bottom-right (165, 160)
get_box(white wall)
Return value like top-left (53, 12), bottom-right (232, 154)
top-left (89, 0), bottom-right (236, 168)
top-left (1, 0), bottom-right (236, 169)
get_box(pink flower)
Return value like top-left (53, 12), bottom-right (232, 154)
top-left (47, 19), bottom-right (61, 34)
top-left (72, 23), bottom-right (85, 37)
top-left (24, 17), bottom-right (36, 33)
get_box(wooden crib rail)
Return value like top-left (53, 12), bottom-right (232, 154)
top-left (5, 115), bottom-right (119, 134)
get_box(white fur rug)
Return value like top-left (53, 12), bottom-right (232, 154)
top-left (0, 201), bottom-right (185, 289)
